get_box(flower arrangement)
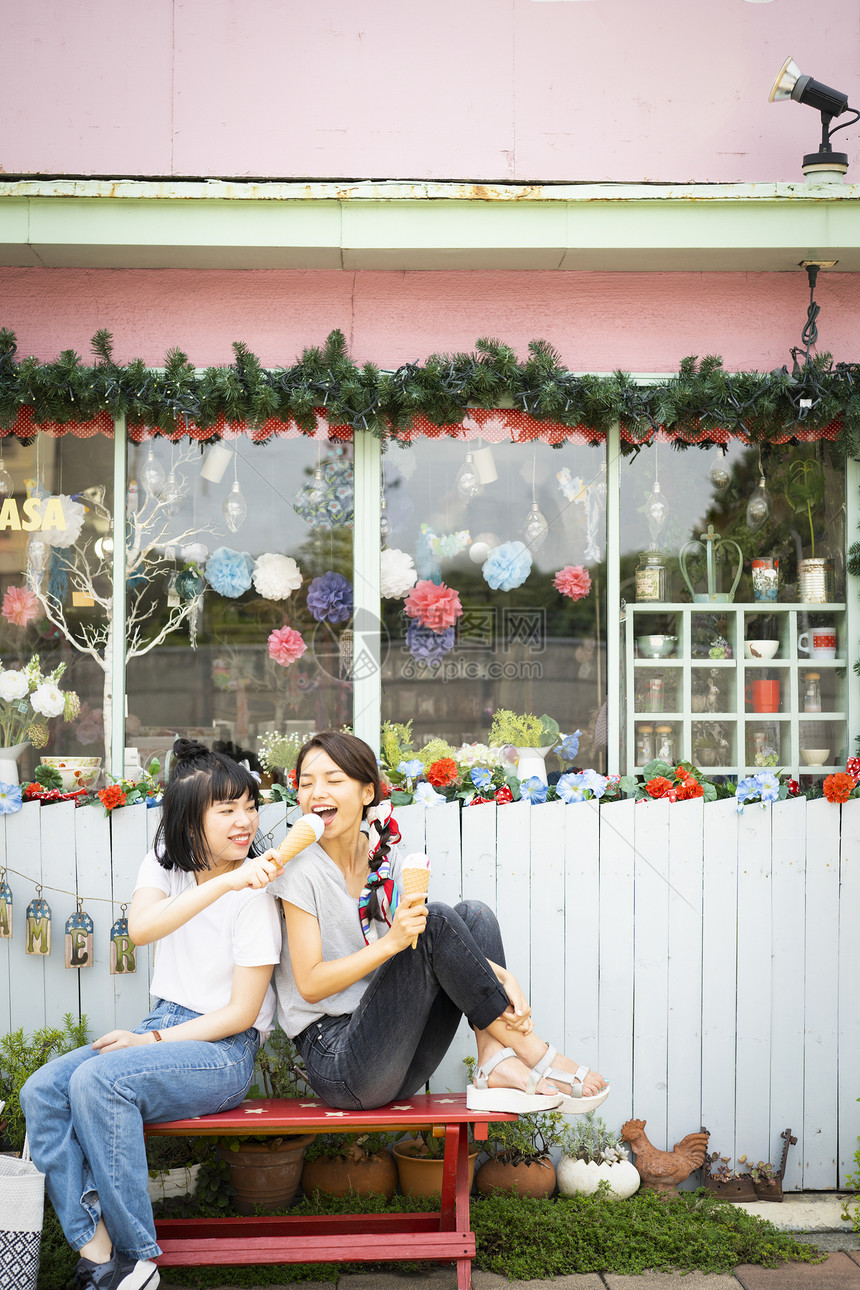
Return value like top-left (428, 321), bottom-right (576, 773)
top-left (735, 771), bottom-right (787, 811)
top-left (93, 759), bottom-right (162, 815)
top-left (258, 730), bottom-right (305, 774)
top-left (0, 656), bottom-right (80, 750)
top-left (823, 771), bottom-right (859, 804)
top-left (488, 710), bottom-right (559, 750)
top-left (621, 758), bottom-right (725, 804)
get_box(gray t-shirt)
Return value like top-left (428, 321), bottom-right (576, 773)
top-left (268, 842), bottom-right (403, 1038)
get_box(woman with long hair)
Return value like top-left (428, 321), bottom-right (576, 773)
top-left (21, 740), bottom-right (284, 1290)
top-left (270, 729), bottom-right (608, 1114)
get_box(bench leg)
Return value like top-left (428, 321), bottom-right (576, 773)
top-left (442, 1124), bottom-right (472, 1290)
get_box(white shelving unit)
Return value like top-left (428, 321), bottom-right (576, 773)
top-left (624, 601), bottom-right (849, 778)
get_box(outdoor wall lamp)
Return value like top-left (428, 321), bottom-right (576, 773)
top-left (769, 57), bottom-right (858, 181)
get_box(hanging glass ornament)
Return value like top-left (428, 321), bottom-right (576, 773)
top-left (94, 528), bottom-right (114, 562)
top-left (160, 470), bottom-right (182, 517)
top-left (456, 452), bottom-right (483, 502)
top-left (222, 479), bottom-right (248, 533)
top-left (646, 478), bottom-right (670, 542)
top-left (708, 458), bottom-right (731, 493)
top-left (310, 466), bottom-right (326, 494)
top-left (379, 496), bottom-right (391, 545)
top-left (522, 501), bottom-right (549, 551)
top-left (139, 446), bottom-right (166, 496)
top-left (27, 538), bottom-right (49, 593)
top-left (0, 444), bottom-right (13, 501)
top-left (746, 473), bottom-right (772, 532)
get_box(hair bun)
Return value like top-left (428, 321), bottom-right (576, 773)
top-left (171, 737), bottom-right (210, 765)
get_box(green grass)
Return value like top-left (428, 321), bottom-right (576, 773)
top-left (37, 1187), bottom-right (822, 1289)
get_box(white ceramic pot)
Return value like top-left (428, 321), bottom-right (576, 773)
top-left (556, 1155), bottom-right (640, 1200)
top-left (146, 1163), bottom-right (202, 1202)
top-left (514, 745), bottom-right (555, 785)
top-left (0, 741), bottom-right (30, 786)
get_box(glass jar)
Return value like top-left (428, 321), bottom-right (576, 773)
top-left (802, 671), bottom-right (822, 713)
top-left (636, 724), bottom-right (655, 764)
top-left (635, 548), bottom-right (667, 602)
top-left (643, 676), bottom-right (665, 713)
top-left (654, 724), bottom-right (675, 762)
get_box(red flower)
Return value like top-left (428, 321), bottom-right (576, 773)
top-left (494, 785), bottom-right (514, 805)
top-left (645, 776), bottom-right (673, 799)
top-left (426, 758), bottom-right (459, 788)
top-left (379, 781), bottom-right (392, 798)
top-left (675, 781), bottom-right (704, 801)
top-left (287, 769), bottom-right (297, 789)
top-left (98, 785), bottom-right (127, 812)
top-left (823, 772), bottom-right (855, 805)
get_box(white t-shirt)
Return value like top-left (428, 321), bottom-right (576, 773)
top-left (134, 850), bottom-right (282, 1040)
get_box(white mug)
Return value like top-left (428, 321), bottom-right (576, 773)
top-left (798, 629), bottom-right (836, 660)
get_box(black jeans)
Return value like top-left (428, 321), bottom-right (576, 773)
top-left (294, 900), bottom-right (510, 1109)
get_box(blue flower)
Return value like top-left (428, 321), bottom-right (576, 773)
top-left (482, 541), bottom-right (533, 592)
top-left (414, 782), bottom-right (446, 807)
top-left (398, 759), bottom-right (424, 779)
top-left (406, 621), bottom-right (455, 664)
top-left (306, 572), bottom-right (353, 623)
top-left (0, 782), bottom-right (22, 814)
top-left (205, 547), bottom-right (254, 598)
top-left (735, 775), bottom-right (760, 811)
top-left (519, 776), bottom-right (548, 804)
top-left (580, 768), bottom-right (609, 799)
top-left (558, 730), bottom-right (582, 762)
top-left (755, 771), bottom-right (782, 804)
top-left (470, 767), bottom-right (492, 791)
top-left (557, 773), bottom-right (586, 803)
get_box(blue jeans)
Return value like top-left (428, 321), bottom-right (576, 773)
top-left (20, 1000), bottom-right (260, 1260)
top-left (295, 900), bottom-right (510, 1110)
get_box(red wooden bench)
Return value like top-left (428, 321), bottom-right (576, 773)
top-left (145, 1093), bottom-right (514, 1290)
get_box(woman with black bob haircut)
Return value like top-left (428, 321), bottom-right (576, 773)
top-left (270, 730), bottom-right (609, 1115)
top-left (21, 739), bottom-right (285, 1290)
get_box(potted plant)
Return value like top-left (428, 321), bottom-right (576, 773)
top-left (0, 1014), bottom-right (89, 1153)
top-left (556, 1112), bottom-right (640, 1200)
top-left (393, 1126), bottom-right (481, 1198)
top-left (302, 1132), bottom-right (398, 1201)
top-left (704, 1152), bottom-right (756, 1202)
top-left (146, 1134), bottom-right (205, 1203)
top-left (0, 655), bottom-right (81, 786)
top-left (488, 710), bottom-right (560, 785)
top-left (784, 457), bottom-right (833, 603)
top-left (216, 1028), bottom-right (314, 1214)
top-left (738, 1155), bottom-right (783, 1201)
top-left (473, 1110), bottom-right (566, 1199)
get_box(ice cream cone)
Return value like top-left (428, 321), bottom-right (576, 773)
top-left (276, 813), bottom-right (325, 866)
top-left (400, 856), bottom-right (430, 948)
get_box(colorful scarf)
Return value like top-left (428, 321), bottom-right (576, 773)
top-left (358, 856), bottom-right (399, 944)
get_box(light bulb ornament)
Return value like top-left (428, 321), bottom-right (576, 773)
top-left (222, 453), bottom-right (247, 533)
top-left (746, 450), bottom-right (773, 533)
top-left (139, 445), bottom-right (166, 497)
top-left (0, 441), bottom-right (12, 501)
top-left (645, 445), bottom-right (669, 545)
top-left (456, 451), bottom-right (482, 502)
top-left (521, 445), bottom-right (549, 551)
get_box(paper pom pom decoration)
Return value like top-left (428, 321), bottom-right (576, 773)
top-left (482, 542), bottom-right (532, 592)
top-left (267, 625), bottom-right (307, 668)
top-left (406, 621), bottom-right (455, 663)
top-left (253, 553), bottom-right (303, 600)
top-left (307, 571), bottom-right (353, 623)
top-left (553, 564), bottom-right (592, 601)
top-left (1, 586), bottom-right (41, 628)
top-left (181, 543), bottom-right (209, 564)
top-left (403, 580), bottom-right (463, 632)
top-left (39, 495), bottom-right (86, 548)
top-left (205, 548), bottom-right (254, 598)
top-left (380, 548), bottom-right (418, 599)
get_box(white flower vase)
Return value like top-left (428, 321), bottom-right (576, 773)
top-left (514, 745), bottom-right (555, 785)
top-left (0, 741), bottom-right (30, 786)
top-left (556, 1155), bottom-right (640, 1200)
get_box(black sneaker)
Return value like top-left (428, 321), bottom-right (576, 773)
top-left (71, 1249), bottom-right (160, 1289)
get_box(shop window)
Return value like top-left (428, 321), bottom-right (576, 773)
top-left (380, 435), bottom-right (608, 770)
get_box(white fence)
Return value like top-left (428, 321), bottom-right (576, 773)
top-left (1, 795), bottom-right (858, 1191)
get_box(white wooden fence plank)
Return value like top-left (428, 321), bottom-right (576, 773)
top-left (563, 800), bottom-right (600, 1075)
top-left (424, 801), bottom-right (462, 908)
top-left (734, 801), bottom-right (773, 1169)
top-left (107, 803), bottom-right (153, 1028)
top-left (597, 798), bottom-right (636, 1123)
top-left (528, 801), bottom-right (566, 1048)
top-left (258, 801), bottom-right (290, 852)
top-left (37, 802), bottom-right (81, 1028)
top-left (460, 803), bottom-right (497, 911)
top-left (770, 797), bottom-right (807, 1190)
top-left (666, 797), bottom-right (704, 1182)
top-left (631, 798), bottom-right (671, 1145)
top-left (7, 803), bottom-right (47, 1032)
top-left (700, 797), bottom-right (739, 1161)
top-left (838, 798), bottom-right (860, 1188)
top-left (495, 802), bottom-right (532, 1004)
top-left (0, 809), bottom-right (11, 1035)
top-left (73, 804), bottom-right (115, 1040)
top-left (392, 803), bottom-right (426, 862)
top-left (803, 798), bottom-right (841, 1188)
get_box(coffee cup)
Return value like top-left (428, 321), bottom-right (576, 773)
top-left (798, 629), bottom-right (836, 660)
top-left (745, 679), bottom-right (780, 713)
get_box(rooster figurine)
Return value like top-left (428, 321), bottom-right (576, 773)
top-left (621, 1120), bottom-right (710, 1193)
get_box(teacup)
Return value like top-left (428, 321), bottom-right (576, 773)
top-left (798, 629), bottom-right (836, 660)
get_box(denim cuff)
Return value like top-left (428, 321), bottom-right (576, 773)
top-left (468, 983), bottom-right (512, 1032)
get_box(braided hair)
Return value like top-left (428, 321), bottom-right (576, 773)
top-left (295, 730), bottom-right (399, 922)
top-left (154, 737), bottom-right (262, 872)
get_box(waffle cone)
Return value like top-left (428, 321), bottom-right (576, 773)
top-left (276, 815), bottom-right (324, 865)
top-left (401, 868), bottom-right (430, 948)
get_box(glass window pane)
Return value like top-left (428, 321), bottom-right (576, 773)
top-left (380, 435), bottom-right (607, 770)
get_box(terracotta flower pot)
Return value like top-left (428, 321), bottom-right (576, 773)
top-left (393, 1137), bottom-right (479, 1198)
top-left (302, 1149), bottom-right (398, 1201)
top-left (704, 1174), bottom-right (757, 1203)
top-left (475, 1153), bottom-right (556, 1198)
top-left (217, 1134), bottom-right (314, 1214)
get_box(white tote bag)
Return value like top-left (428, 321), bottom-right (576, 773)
top-left (0, 1137), bottom-right (45, 1290)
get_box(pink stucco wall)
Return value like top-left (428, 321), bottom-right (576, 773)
top-left (2, 0), bottom-right (857, 184)
top-left (2, 267), bottom-right (859, 371)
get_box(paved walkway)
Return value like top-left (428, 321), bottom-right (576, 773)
top-left (160, 1194), bottom-right (860, 1290)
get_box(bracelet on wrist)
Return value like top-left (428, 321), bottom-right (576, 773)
top-left (152, 1029), bottom-right (163, 1043)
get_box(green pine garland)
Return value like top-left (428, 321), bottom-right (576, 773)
top-left (1, 328), bottom-right (859, 454)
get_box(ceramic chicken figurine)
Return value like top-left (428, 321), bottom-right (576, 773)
top-left (621, 1120), bottom-right (710, 1193)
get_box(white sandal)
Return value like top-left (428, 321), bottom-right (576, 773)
top-left (527, 1044), bottom-right (610, 1113)
top-left (466, 1046), bottom-right (565, 1113)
